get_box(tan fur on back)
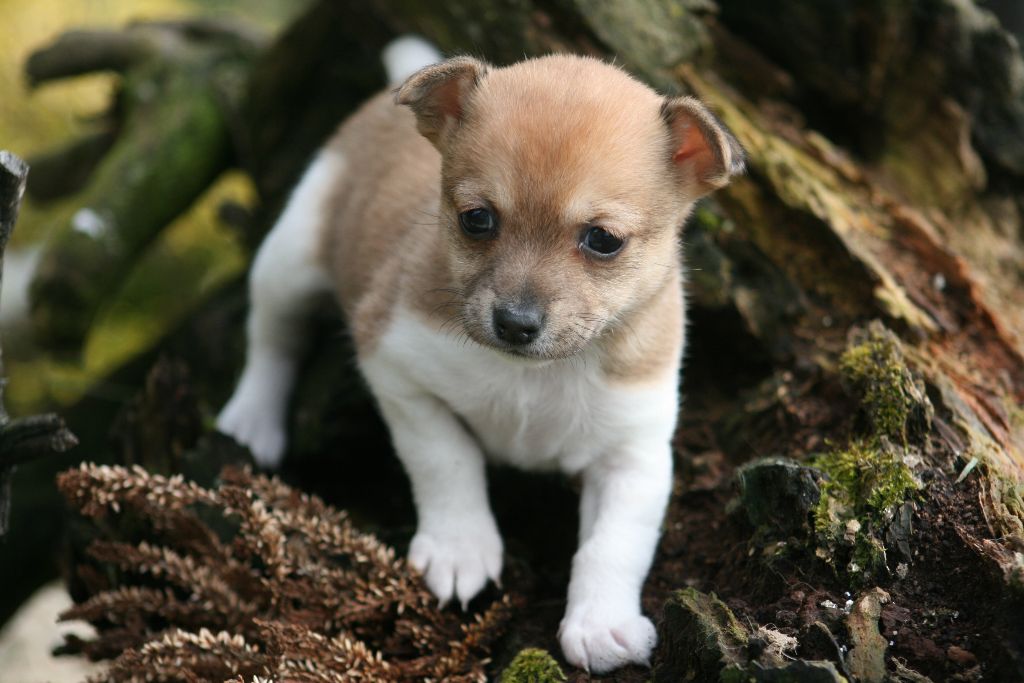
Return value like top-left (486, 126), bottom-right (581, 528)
top-left (318, 92), bottom-right (445, 350)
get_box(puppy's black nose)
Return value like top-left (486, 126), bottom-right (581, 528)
top-left (493, 303), bottom-right (544, 345)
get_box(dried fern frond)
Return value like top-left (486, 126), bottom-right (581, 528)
top-left (57, 463), bottom-right (514, 682)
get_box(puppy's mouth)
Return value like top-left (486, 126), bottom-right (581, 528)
top-left (491, 342), bottom-right (550, 361)
top-left (467, 328), bottom-right (548, 360)
top-left (463, 324), bottom-right (591, 362)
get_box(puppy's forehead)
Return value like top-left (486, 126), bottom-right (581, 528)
top-left (474, 54), bottom-right (662, 116)
top-left (452, 56), bottom-right (669, 213)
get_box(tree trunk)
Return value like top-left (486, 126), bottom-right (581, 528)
top-left (14, 1), bottom-right (1024, 680)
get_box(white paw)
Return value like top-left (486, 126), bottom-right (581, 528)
top-left (408, 517), bottom-right (503, 609)
top-left (217, 392), bottom-right (287, 469)
top-left (559, 608), bottom-right (656, 674)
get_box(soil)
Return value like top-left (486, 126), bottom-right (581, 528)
top-left (59, 292), bottom-right (1019, 682)
top-left (264, 316), bottom-right (1023, 682)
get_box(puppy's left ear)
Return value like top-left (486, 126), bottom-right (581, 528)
top-left (662, 96), bottom-right (746, 196)
top-left (395, 56), bottom-right (491, 149)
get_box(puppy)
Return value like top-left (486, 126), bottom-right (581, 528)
top-left (218, 36), bottom-right (744, 673)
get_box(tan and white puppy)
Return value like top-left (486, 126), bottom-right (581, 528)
top-left (218, 36), bottom-right (744, 673)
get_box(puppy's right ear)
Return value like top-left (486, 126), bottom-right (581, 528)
top-left (662, 96), bottom-right (746, 197)
top-left (395, 57), bottom-right (490, 149)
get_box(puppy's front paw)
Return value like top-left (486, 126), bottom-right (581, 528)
top-left (559, 608), bottom-right (656, 674)
top-left (216, 394), bottom-right (286, 469)
top-left (408, 518), bottom-right (503, 609)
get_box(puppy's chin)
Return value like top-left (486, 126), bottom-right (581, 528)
top-left (462, 326), bottom-right (591, 364)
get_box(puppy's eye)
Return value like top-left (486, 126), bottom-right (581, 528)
top-left (581, 226), bottom-right (624, 257)
top-left (459, 208), bottom-right (497, 238)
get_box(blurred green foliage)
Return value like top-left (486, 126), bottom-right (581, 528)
top-left (0, 0), bottom-right (307, 413)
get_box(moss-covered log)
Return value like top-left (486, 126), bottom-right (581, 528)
top-left (25, 22), bottom-right (262, 352)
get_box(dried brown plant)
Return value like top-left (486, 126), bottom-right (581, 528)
top-left (56, 463), bottom-right (514, 682)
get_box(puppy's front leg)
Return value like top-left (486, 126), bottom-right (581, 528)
top-left (375, 392), bottom-right (503, 609)
top-left (559, 444), bottom-right (672, 674)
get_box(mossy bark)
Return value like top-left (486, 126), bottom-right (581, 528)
top-left (654, 588), bottom-right (749, 682)
top-left (26, 23), bottom-right (259, 352)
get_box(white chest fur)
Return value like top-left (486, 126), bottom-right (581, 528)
top-left (360, 307), bottom-right (680, 475)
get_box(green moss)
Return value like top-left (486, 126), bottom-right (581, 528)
top-left (499, 648), bottom-right (566, 683)
top-left (814, 440), bottom-right (917, 528)
top-left (812, 440), bottom-right (917, 584)
top-left (850, 534), bottom-right (888, 578)
top-left (838, 322), bottom-right (932, 444)
top-left (839, 341), bottom-right (909, 440)
top-left (811, 323), bottom-right (931, 582)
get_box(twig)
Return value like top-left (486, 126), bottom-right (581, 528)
top-left (25, 30), bottom-right (158, 86)
top-left (25, 21), bottom-right (266, 88)
top-left (0, 151), bottom-right (28, 252)
top-left (0, 415), bottom-right (78, 467)
top-left (0, 151), bottom-right (77, 535)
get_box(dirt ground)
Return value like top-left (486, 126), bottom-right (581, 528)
top-left (258, 316), bottom-right (1024, 682)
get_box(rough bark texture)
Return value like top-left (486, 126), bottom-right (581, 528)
top-left (9, 0), bottom-right (1024, 680)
